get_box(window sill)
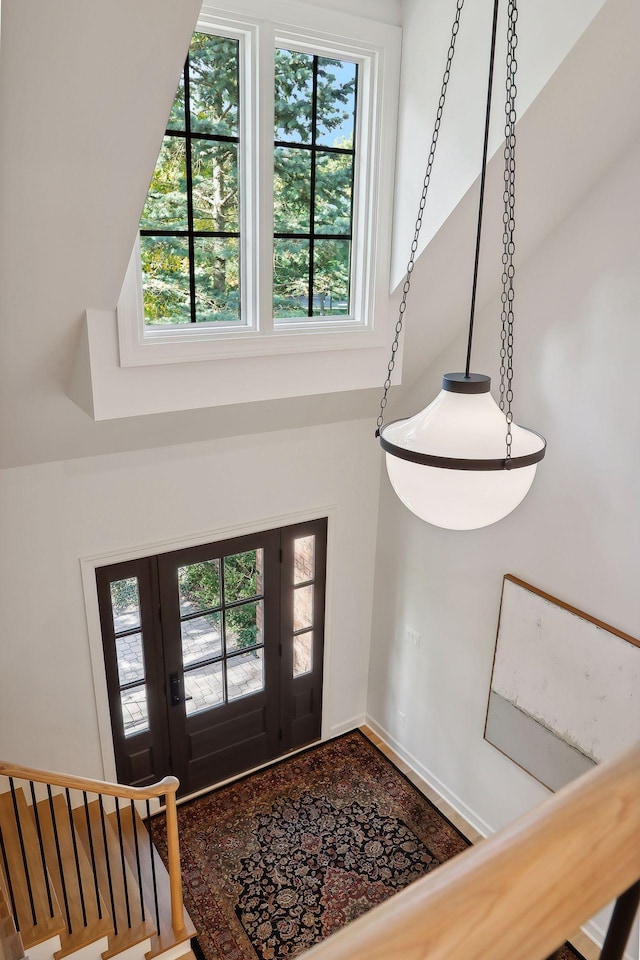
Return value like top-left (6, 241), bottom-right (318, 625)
top-left (68, 307), bottom-right (399, 421)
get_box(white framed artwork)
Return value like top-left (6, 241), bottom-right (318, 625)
top-left (484, 575), bottom-right (640, 791)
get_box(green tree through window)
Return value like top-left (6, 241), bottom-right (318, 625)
top-left (139, 32), bottom-right (358, 326)
top-left (274, 49), bottom-right (357, 318)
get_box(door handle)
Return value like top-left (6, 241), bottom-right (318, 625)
top-left (169, 672), bottom-right (193, 706)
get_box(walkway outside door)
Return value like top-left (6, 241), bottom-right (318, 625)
top-left (96, 519), bottom-right (327, 796)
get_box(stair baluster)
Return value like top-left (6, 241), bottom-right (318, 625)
top-left (146, 798), bottom-right (161, 936)
top-left (28, 781), bottom-right (54, 920)
top-left (7, 782), bottom-right (35, 929)
top-left (82, 789), bottom-right (103, 920)
top-left (114, 799), bottom-right (132, 930)
top-left (0, 826), bottom-right (19, 932)
top-left (98, 793), bottom-right (118, 937)
top-left (64, 787), bottom-right (88, 928)
top-left (130, 800), bottom-right (145, 923)
top-left (46, 783), bottom-right (72, 933)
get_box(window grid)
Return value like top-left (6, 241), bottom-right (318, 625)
top-left (274, 52), bottom-right (358, 318)
top-left (179, 552), bottom-right (265, 710)
top-left (139, 36), bottom-right (241, 324)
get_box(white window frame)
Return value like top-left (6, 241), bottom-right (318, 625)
top-left (116, 0), bottom-right (400, 368)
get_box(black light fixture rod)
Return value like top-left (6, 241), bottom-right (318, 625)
top-left (465, 0), bottom-right (501, 379)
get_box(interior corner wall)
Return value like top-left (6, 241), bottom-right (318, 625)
top-left (367, 129), bottom-right (640, 898)
top-left (0, 418), bottom-right (381, 778)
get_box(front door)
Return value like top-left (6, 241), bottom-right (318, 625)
top-left (96, 519), bottom-right (326, 796)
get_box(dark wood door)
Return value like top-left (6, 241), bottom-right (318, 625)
top-left (96, 520), bottom-right (327, 797)
top-left (157, 530), bottom-right (281, 795)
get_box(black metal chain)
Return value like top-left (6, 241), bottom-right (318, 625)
top-left (499, 0), bottom-right (518, 463)
top-left (375, 0), bottom-right (465, 437)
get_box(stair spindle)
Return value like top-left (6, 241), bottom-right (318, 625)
top-left (46, 785), bottom-right (72, 934)
top-left (29, 781), bottom-right (54, 919)
top-left (146, 799), bottom-right (161, 936)
top-left (130, 800), bottom-right (145, 922)
top-left (0, 825), bottom-right (20, 932)
top-left (98, 795), bottom-right (118, 936)
top-left (114, 799), bottom-right (132, 929)
top-left (64, 789), bottom-right (87, 928)
top-left (8, 780), bottom-right (36, 928)
top-left (82, 791), bottom-right (103, 920)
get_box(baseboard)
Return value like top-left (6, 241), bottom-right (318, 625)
top-left (364, 715), bottom-right (637, 960)
top-left (327, 714), bottom-right (367, 739)
top-left (364, 714), bottom-right (494, 838)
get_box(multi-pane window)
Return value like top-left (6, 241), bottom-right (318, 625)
top-left (109, 577), bottom-right (150, 737)
top-left (177, 549), bottom-right (265, 713)
top-left (140, 33), bottom-right (241, 325)
top-left (292, 535), bottom-right (316, 677)
top-left (138, 31), bottom-right (359, 329)
top-left (273, 50), bottom-right (358, 319)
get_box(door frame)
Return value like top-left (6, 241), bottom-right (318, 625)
top-left (81, 506), bottom-right (337, 786)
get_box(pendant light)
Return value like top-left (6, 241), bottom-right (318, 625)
top-left (376, 0), bottom-right (546, 531)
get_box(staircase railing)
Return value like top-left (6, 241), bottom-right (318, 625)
top-left (303, 741), bottom-right (640, 960)
top-left (0, 761), bottom-right (185, 951)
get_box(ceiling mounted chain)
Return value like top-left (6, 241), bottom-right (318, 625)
top-left (499, 0), bottom-right (518, 464)
top-left (375, 0), bottom-right (465, 438)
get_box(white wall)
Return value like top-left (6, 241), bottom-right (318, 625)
top-left (368, 134), bottom-right (640, 952)
top-left (391, 0), bottom-right (606, 286)
top-left (0, 418), bottom-right (381, 778)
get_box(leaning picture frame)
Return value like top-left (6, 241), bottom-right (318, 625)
top-left (484, 574), bottom-right (640, 792)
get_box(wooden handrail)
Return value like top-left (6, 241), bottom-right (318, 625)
top-left (303, 741), bottom-right (640, 960)
top-left (0, 761), bottom-right (179, 801)
top-left (0, 760), bottom-right (184, 933)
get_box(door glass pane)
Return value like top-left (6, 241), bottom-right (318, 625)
top-left (110, 578), bottom-right (140, 633)
top-left (225, 600), bottom-right (263, 654)
top-left (184, 661), bottom-right (224, 715)
top-left (116, 632), bottom-right (145, 686)
top-left (223, 550), bottom-right (263, 603)
top-left (294, 585), bottom-right (313, 631)
top-left (293, 632), bottom-right (313, 678)
top-left (178, 560), bottom-right (221, 615)
top-left (121, 685), bottom-right (149, 738)
top-left (227, 650), bottom-right (264, 701)
top-left (294, 536), bottom-right (315, 584)
top-left (181, 612), bottom-right (222, 665)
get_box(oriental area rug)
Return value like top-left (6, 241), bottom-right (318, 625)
top-left (150, 731), bottom-right (585, 960)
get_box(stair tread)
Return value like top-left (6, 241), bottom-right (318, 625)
top-left (0, 789), bottom-right (66, 948)
top-left (35, 792), bottom-right (113, 958)
top-left (73, 800), bottom-right (156, 959)
top-left (116, 807), bottom-right (195, 958)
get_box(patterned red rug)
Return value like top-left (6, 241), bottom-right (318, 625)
top-left (150, 731), bottom-right (584, 960)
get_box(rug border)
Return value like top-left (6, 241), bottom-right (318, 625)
top-left (161, 727), bottom-right (473, 847)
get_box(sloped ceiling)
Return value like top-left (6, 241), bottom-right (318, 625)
top-left (396, 0), bottom-right (640, 396)
top-left (0, 0), bottom-right (637, 468)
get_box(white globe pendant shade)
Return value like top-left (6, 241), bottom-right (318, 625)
top-left (379, 374), bottom-right (546, 531)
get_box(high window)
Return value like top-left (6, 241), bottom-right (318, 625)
top-left (111, 4), bottom-right (401, 405)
